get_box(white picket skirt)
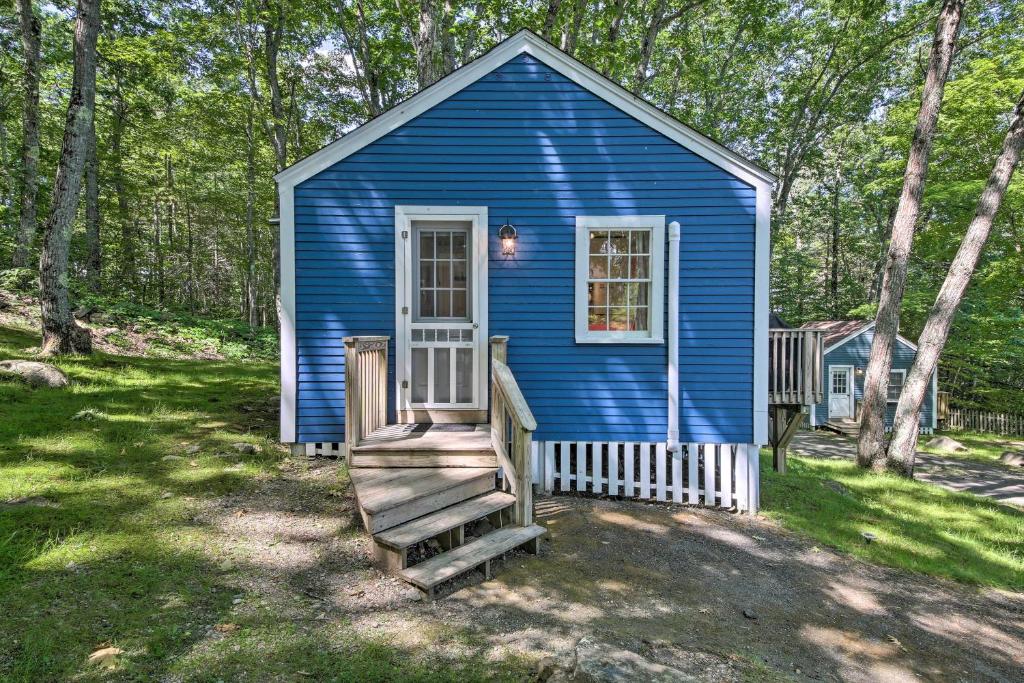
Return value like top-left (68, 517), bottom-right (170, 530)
top-left (530, 441), bottom-right (761, 513)
top-left (292, 439), bottom-right (762, 513)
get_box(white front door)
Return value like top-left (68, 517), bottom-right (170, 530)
top-left (395, 206), bottom-right (488, 414)
top-left (828, 366), bottom-right (854, 419)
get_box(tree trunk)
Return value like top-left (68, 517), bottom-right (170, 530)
top-left (830, 169), bottom-right (841, 317)
top-left (439, 0), bottom-right (456, 75)
top-left (633, 1), bottom-right (702, 91)
top-left (85, 111), bottom-right (101, 292)
top-left (602, 0), bottom-right (626, 75)
top-left (38, 0), bottom-right (100, 355)
top-left (856, 0), bottom-right (963, 469)
top-left (542, 0), bottom-right (562, 40)
top-left (154, 198), bottom-right (164, 305)
top-left (560, 0), bottom-right (584, 56)
top-left (886, 89), bottom-right (1024, 475)
top-left (13, 0), bottom-right (42, 269)
top-left (245, 101), bottom-right (259, 327)
top-left (263, 2), bottom-right (287, 318)
top-left (415, 0), bottom-right (438, 88)
top-left (110, 70), bottom-right (135, 292)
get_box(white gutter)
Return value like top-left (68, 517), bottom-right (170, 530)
top-left (667, 221), bottom-right (681, 451)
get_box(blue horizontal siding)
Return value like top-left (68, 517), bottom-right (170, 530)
top-left (293, 53), bottom-right (754, 444)
top-left (812, 328), bottom-right (934, 429)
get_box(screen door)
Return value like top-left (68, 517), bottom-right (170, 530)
top-left (396, 208), bottom-right (488, 413)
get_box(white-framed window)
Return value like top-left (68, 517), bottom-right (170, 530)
top-left (888, 369), bottom-right (906, 402)
top-left (575, 215), bottom-right (665, 344)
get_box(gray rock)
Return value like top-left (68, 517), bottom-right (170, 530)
top-left (999, 451), bottom-right (1024, 467)
top-left (925, 436), bottom-right (968, 453)
top-left (742, 609), bottom-right (758, 620)
top-left (570, 638), bottom-right (695, 682)
top-left (232, 442), bottom-right (260, 454)
top-left (0, 360), bottom-right (70, 388)
top-left (185, 444), bottom-right (202, 454)
top-left (162, 455), bottom-right (185, 462)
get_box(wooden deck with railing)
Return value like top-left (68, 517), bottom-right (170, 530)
top-left (768, 328), bottom-right (824, 406)
top-left (767, 328), bottom-right (825, 473)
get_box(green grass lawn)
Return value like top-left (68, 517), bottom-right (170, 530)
top-left (919, 430), bottom-right (1024, 467)
top-left (761, 451), bottom-right (1024, 591)
top-left (0, 325), bottom-right (524, 681)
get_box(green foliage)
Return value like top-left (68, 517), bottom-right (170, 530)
top-left (0, 267), bottom-right (37, 294)
top-left (761, 451), bottom-right (1024, 590)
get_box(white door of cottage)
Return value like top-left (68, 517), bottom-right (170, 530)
top-left (828, 366), bottom-right (854, 419)
top-left (395, 206), bottom-right (489, 420)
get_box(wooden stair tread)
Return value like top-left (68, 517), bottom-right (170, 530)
top-left (400, 524), bottom-right (546, 590)
top-left (350, 467), bottom-right (497, 514)
top-left (374, 491), bottom-right (516, 550)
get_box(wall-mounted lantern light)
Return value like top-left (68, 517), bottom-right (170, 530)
top-left (498, 221), bottom-right (517, 256)
top-left (855, 367), bottom-right (865, 378)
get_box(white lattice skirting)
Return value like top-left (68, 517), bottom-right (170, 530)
top-left (530, 441), bottom-right (761, 513)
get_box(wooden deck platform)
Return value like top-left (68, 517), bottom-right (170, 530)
top-left (350, 424), bottom-right (496, 467)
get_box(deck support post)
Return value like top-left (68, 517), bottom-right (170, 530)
top-left (769, 405), bottom-right (805, 473)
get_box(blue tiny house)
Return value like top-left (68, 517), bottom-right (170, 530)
top-left (273, 31), bottom-right (786, 592)
top-left (802, 320), bottom-right (937, 434)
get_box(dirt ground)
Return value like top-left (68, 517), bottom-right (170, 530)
top-left (190, 456), bottom-right (1024, 682)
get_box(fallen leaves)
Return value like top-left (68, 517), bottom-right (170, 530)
top-left (214, 623), bottom-right (240, 634)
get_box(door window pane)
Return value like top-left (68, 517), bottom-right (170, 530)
top-left (456, 348), bottom-right (473, 403)
top-left (434, 348), bottom-right (451, 403)
top-left (411, 348), bottom-right (429, 403)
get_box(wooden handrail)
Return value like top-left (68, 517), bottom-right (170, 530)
top-left (489, 336), bottom-right (535, 525)
top-left (768, 328), bottom-right (824, 406)
top-left (343, 336), bottom-right (389, 455)
top-left (492, 360), bottom-right (537, 431)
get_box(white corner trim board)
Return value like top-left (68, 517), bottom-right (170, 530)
top-left (273, 30), bottom-right (775, 193)
top-left (667, 221), bottom-right (680, 451)
top-left (752, 185), bottom-right (770, 446)
top-left (279, 187), bottom-right (296, 443)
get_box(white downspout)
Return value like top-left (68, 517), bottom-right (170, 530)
top-left (667, 221), bottom-right (681, 451)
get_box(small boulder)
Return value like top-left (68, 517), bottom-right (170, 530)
top-left (924, 435), bottom-right (968, 453)
top-left (185, 444), bottom-right (202, 454)
top-left (232, 442), bottom-right (260, 454)
top-left (571, 638), bottom-right (693, 682)
top-left (999, 451), bottom-right (1024, 467)
top-left (162, 455), bottom-right (185, 462)
top-left (0, 360), bottom-right (69, 388)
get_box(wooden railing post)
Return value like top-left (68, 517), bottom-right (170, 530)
top-left (343, 336), bottom-right (389, 457)
top-left (490, 335), bottom-right (508, 364)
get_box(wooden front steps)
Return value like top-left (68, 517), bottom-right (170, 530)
top-left (350, 466), bottom-right (497, 533)
top-left (825, 418), bottom-right (859, 437)
top-left (348, 423), bottom-right (544, 599)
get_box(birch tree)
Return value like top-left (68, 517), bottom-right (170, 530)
top-left (856, 0), bottom-right (964, 469)
top-left (886, 89), bottom-right (1024, 474)
top-left (38, 0), bottom-right (101, 354)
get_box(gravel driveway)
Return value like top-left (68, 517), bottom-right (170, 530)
top-left (179, 457), bottom-right (1024, 682)
top-left (789, 431), bottom-right (1024, 506)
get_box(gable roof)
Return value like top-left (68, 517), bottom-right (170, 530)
top-left (274, 30), bottom-right (776, 191)
top-left (801, 320), bottom-right (919, 354)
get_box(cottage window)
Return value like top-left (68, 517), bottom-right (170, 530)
top-left (575, 216), bottom-right (665, 343)
top-left (888, 369), bottom-right (905, 402)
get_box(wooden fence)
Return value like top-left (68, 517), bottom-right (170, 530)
top-left (528, 441), bottom-right (760, 513)
top-left (946, 408), bottom-right (1024, 437)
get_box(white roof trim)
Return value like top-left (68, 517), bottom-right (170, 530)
top-left (823, 321), bottom-right (919, 356)
top-left (274, 30), bottom-right (776, 190)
